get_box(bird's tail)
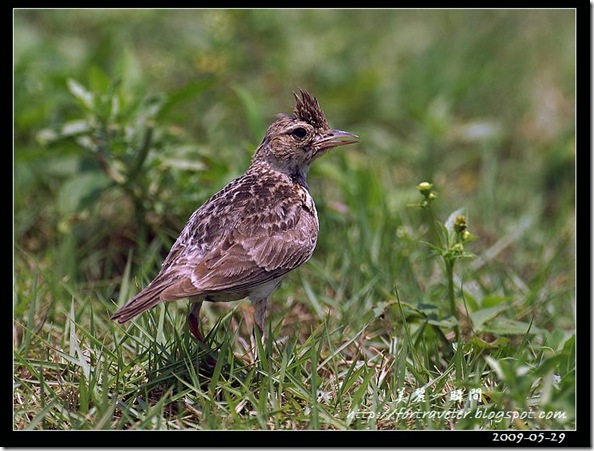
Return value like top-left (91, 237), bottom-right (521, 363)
top-left (111, 278), bottom-right (177, 324)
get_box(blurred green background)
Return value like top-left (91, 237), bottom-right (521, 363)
top-left (13, 8), bottom-right (575, 431)
top-left (14, 9), bottom-right (575, 264)
top-left (15, 8), bottom-right (575, 315)
top-left (15, 7), bottom-right (575, 332)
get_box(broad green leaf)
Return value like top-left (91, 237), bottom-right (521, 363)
top-left (469, 303), bottom-right (509, 330)
top-left (558, 335), bottom-right (575, 376)
top-left (484, 355), bottom-right (504, 379)
top-left (480, 318), bottom-right (541, 336)
top-left (427, 316), bottom-right (458, 328)
top-left (61, 120), bottom-right (93, 137)
top-left (36, 127), bottom-right (59, 146)
top-left (67, 79), bottom-right (94, 110)
top-left (87, 65), bottom-right (111, 93)
top-left (464, 335), bottom-right (509, 351)
top-left (57, 172), bottom-right (112, 216)
top-left (118, 46), bottom-right (144, 98)
top-left (532, 353), bottom-right (568, 378)
top-left (481, 295), bottom-right (514, 309)
top-left (233, 85), bottom-right (265, 141)
top-left (156, 80), bottom-right (214, 120)
top-left (161, 156), bottom-right (206, 172)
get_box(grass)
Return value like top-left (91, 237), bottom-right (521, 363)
top-left (13, 9), bottom-right (576, 435)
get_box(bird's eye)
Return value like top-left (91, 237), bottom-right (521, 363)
top-left (291, 127), bottom-right (308, 140)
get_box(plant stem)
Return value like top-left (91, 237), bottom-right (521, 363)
top-left (445, 258), bottom-right (460, 342)
top-left (126, 124), bottom-right (154, 245)
top-left (426, 206), bottom-right (444, 250)
top-left (129, 124), bottom-right (154, 181)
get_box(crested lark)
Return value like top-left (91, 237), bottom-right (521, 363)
top-left (112, 89), bottom-right (358, 341)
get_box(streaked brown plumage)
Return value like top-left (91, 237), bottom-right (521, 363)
top-left (111, 89), bottom-right (358, 340)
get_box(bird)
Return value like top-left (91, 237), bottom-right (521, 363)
top-left (111, 89), bottom-right (358, 343)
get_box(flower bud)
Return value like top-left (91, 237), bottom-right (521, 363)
top-left (417, 182), bottom-right (433, 195)
top-left (451, 243), bottom-right (464, 254)
top-left (454, 215), bottom-right (467, 233)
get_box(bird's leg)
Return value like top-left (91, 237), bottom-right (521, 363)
top-left (188, 299), bottom-right (218, 367)
top-left (187, 299), bottom-right (204, 342)
top-left (253, 298), bottom-right (268, 339)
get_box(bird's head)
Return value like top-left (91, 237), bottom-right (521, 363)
top-left (252, 89), bottom-right (358, 178)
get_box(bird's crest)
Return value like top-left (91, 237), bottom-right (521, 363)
top-left (293, 89), bottom-right (330, 130)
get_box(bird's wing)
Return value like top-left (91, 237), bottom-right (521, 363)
top-left (158, 176), bottom-right (319, 299)
top-left (112, 172), bottom-right (318, 323)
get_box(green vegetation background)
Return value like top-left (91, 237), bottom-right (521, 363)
top-left (14, 9), bottom-right (575, 431)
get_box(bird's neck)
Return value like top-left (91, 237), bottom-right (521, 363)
top-left (248, 159), bottom-right (310, 191)
top-left (289, 167), bottom-right (310, 191)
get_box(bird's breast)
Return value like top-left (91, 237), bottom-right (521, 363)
top-left (298, 185), bottom-right (318, 227)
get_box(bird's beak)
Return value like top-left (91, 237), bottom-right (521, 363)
top-left (316, 129), bottom-right (359, 150)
